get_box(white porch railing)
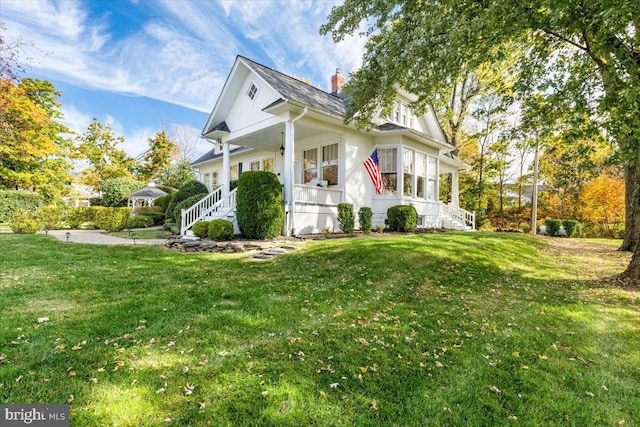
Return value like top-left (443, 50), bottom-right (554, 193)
top-left (180, 188), bottom-right (237, 235)
top-left (441, 203), bottom-right (476, 231)
top-left (294, 184), bottom-right (343, 206)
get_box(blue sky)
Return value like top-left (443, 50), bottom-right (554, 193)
top-left (1, 0), bottom-right (365, 158)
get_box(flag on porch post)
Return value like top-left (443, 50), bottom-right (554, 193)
top-left (363, 148), bottom-right (384, 194)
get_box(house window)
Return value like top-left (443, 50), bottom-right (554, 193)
top-left (230, 163), bottom-right (243, 181)
top-left (427, 156), bottom-right (438, 200)
top-left (403, 148), bottom-right (414, 196)
top-left (303, 148), bottom-right (318, 184)
top-left (394, 101), bottom-right (400, 123)
top-left (322, 143), bottom-right (339, 186)
top-left (247, 82), bottom-right (258, 101)
top-left (203, 172), bottom-right (211, 191)
top-left (263, 157), bottom-right (274, 173)
top-left (378, 147), bottom-right (397, 194)
top-left (212, 171), bottom-right (219, 189)
top-left (416, 152), bottom-right (426, 198)
top-left (250, 160), bottom-right (260, 171)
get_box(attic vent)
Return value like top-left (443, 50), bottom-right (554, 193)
top-left (247, 82), bottom-right (259, 101)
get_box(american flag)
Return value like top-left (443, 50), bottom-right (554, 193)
top-left (363, 148), bottom-right (384, 194)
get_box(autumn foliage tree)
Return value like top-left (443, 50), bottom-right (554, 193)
top-left (0, 77), bottom-right (73, 199)
top-left (137, 131), bottom-right (177, 183)
top-left (580, 173), bottom-right (625, 237)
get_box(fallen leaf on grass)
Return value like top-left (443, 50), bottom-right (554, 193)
top-left (585, 391), bottom-right (594, 397)
top-left (156, 388), bottom-right (166, 394)
top-left (329, 383), bottom-right (339, 389)
top-left (184, 384), bottom-right (195, 396)
top-left (487, 385), bottom-right (501, 394)
top-left (37, 317), bottom-right (50, 323)
top-left (67, 395), bottom-right (74, 403)
top-left (371, 400), bottom-right (378, 410)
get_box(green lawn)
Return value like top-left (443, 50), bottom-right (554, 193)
top-left (0, 233), bottom-right (638, 426)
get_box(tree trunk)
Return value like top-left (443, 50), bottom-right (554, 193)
top-left (622, 240), bottom-right (640, 280)
top-left (620, 163), bottom-right (639, 252)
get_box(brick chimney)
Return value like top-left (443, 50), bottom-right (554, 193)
top-left (331, 68), bottom-right (346, 94)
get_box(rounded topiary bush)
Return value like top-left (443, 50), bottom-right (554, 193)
top-left (236, 171), bottom-right (283, 239)
top-left (358, 206), bottom-right (373, 234)
top-left (154, 194), bottom-right (173, 213)
top-left (387, 205), bottom-right (418, 232)
top-left (192, 220), bottom-right (211, 238)
top-left (94, 207), bottom-right (132, 232)
top-left (208, 219), bottom-right (233, 241)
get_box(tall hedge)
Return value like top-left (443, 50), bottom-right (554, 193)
top-left (337, 203), bottom-right (355, 234)
top-left (236, 171), bottom-right (283, 239)
top-left (358, 207), bottom-right (373, 234)
top-left (93, 207), bottom-right (132, 232)
top-left (387, 205), bottom-right (418, 232)
top-left (0, 190), bottom-right (45, 222)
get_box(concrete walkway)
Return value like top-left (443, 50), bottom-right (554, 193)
top-left (48, 229), bottom-right (165, 245)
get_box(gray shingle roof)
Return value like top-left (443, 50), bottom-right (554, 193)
top-left (240, 56), bottom-right (349, 118)
top-left (191, 146), bottom-right (251, 166)
top-left (127, 185), bottom-right (167, 198)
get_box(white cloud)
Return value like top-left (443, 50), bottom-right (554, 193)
top-left (3, 0), bottom-right (366, 116)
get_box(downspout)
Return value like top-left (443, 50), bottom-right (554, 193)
top-left (286, 106), bottom-right (308, 236)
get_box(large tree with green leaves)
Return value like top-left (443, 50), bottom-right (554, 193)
top-left (322, 0), bottom-right (640, 279)
top-left (76, 118), bottom-right (136, 191)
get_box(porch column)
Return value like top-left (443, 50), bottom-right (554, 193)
top-left (451, 170), bottom-right (459, 207)
top-left (283, 120), bottom-right (295, 235)
top-left (222, 140), bottom-right (230, 198)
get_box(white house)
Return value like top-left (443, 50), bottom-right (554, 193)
top-left (185, 55), bottom-right (474, 236)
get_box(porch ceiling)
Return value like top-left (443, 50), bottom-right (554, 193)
top-left (228, 122), bottom-right (336, 151)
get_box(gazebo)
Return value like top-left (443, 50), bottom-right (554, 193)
top-left (127, 181), bottom-right (167, 213)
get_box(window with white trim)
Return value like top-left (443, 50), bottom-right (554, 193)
top-left (303, 148), bottom-right (318, 184)
top-left (262, 157), bottom-right (274, 172)
top-left (204, 172), bottom-right (211, 191)
top-left (427, 156), bottom-right (438, 200)
top-left (212, 171), bottom-right (219, 189)
top-left (378, 147), bottom-right (397, 194)
top-left (247, 82), bottom-right (258, 101)
top-left (403, 148), bottom-right (414, 196)
top-left (322, 143), bottom-right (339, 186)
top-left (250, 160), bottom-right (260, 171)
top-left (230, 163), bottom-right (243, 180)
top-left (416, 152), bottom-right (426, 198)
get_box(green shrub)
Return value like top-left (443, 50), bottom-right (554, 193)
top-left (545, 218), bottom-right (562, 236)
top-left (229, 180), bottom-right (239, 191)
top-left (154, 194), bottom-right (173, 213)
top-left (89, 197), bottom-right (104, 207)
top-left (93, 207), bottom-right (132, 232)
top-left (0, 190), bottom-right (45, 222)
top-left (137, 211), bottom-right (165, 226)
top-left (36, 205), bottom-right (67, 229)
top-left (387, 205), bottom-right (418, 232)
top-left (166, 180), bottom-right (208, 221)
top-left (8, 209), bottom-right (40, 234)
top-left (192, 221), bottom-right (211, 238)
top-left (174, 193), bottom-right (208, 226)
top-left (67, 206), bottom-right (100, 229)
top-left (236, 171), bottom-right (283, 239)
top-left (208, 219), bottom-right (233, 241)
top-left (99, 178), bottom-right (145, 207)
top-left (358, 207), bottom-right (373, 234)
top-left (562, 219), bottom-right (581, 237)
top-left (337, 203), bottom-right (355, 234)
top-left (126, 215), bottom-right (154, 229)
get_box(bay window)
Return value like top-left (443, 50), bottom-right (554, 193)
top-left (378, 147), bottom-right (397, 194)
top-left (427, 156), bottom-right (438, 200)
top-left (416, 152), bottom-right (426, 198)
top-left (403, 148), bottom-right (414, 196)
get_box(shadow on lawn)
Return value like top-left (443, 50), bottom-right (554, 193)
top-left (1, 233), bottom-right (639, 425)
